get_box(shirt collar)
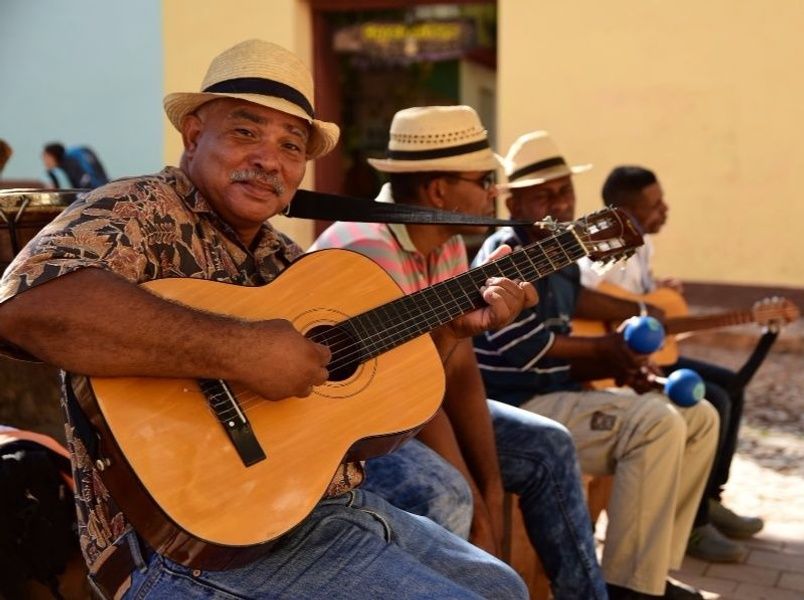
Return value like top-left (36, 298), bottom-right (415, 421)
top-left (377, 183), bottom-right (418, 254)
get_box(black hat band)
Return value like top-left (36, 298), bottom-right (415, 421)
top-left (509, 156), bottom-right (567, 181)
top-left (387, 139), bottom-right (490, 161)
top-left (203, 77), bottom-right (314, 118)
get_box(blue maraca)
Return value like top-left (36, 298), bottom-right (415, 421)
top-left (650, 368), bottom-right (705, 407)
top-left (622, 316), bottom-right (665, 354)
top-left (622, 316), bottom-right (703, 406)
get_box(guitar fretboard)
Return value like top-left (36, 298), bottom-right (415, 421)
top-left (665, 311), bottom-right (755, 335)
top-left (316, 230), bottom-right (586, 367)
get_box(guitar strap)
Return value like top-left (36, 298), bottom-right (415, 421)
top-left (286, 189), bottom-right (532, 226)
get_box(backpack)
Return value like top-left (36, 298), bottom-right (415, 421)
top-left (64, 146), bottom-right (109, 189)
top-left (0, 427), bottom-right (78, 600)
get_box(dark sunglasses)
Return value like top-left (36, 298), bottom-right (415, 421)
top-left (446, 171), bottom-right (497, 191)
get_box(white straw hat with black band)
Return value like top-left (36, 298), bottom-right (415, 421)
top-left (163, 39), bottom-right (339, 160)
top-left (502, 130), bottom-right (592, 189)
top-left (368, 106), bottom-right (500, 174)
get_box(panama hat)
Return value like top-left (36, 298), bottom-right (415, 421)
top-left (368, 106), bottom-right (500, 173)
top-left (502, 130), bottom-right (592, 189)
top-left (163, 39), bottom-right (339, 160)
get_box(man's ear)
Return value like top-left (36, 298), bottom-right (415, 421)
top-left (423, 176), bottom-right (448, 209)
top-left (180, 114), bottom-right (203, 157)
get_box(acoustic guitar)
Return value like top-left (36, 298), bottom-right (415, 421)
top-left (85, 207), bottom-right (642, 568)
top-left (573, 282), bottom-right (800, 365)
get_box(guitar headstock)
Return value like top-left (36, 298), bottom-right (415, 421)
top-left (751, 297), bottom-right (800, 332)
top-left (565, 207), bottom-right (645, 264)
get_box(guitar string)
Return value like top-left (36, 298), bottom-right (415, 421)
top-left (205, 213), bottom-right (633, 417)
top-left (224, 232), bottom-right (598, 414)
top-left (212, 229), bottom-right (628, 417)
top-left (215, 234), bottom-right (589, 416)
top-left (304, 214), bottom-right (629, 366)
top-left (228, 300), bottom-right (797, 416)
top-left (307, 233), bottom-right (592, 370)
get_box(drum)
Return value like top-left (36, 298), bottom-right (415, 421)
top-left (0, 188), bottom-right (85, 268)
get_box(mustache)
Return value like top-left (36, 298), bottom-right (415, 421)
top-left (230, 169), bottom-right (285, 195)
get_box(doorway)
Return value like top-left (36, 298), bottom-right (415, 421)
top-left (311, 1), bottom-right (498, 213)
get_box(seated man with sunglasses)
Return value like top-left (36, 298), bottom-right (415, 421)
top-left (310, 105), bottom-right (607, 600)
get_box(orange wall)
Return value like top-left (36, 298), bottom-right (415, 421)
top-left (163, 1), bottom-right (804, 287)
top-left (499, 1), bottom-right (804, 288)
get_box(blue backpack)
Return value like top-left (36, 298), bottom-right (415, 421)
top-left (64, 146), bottom-right (109, 189)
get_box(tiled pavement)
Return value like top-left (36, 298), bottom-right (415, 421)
top-left (595, 313), bottom-right (804, 600)
top-left (668, 454), bottom-right (804, 600)
top-left (594, 453), bottom-right (804, 600)
top-left (667, 312), bottom-right (804, 600)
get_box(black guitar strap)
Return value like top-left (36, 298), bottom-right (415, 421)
top-left (286, 189), bottom-right (532, 226)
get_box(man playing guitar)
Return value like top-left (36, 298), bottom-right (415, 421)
top-left (0, 40), bottom-right (535, 599)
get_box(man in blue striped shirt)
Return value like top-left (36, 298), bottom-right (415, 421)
top-left (474, 131), bottom-right (719, 600)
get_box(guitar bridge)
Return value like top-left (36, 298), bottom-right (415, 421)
top-left (199, 379), bottom-right (267, 467)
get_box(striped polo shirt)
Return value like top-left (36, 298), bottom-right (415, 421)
top-left (472, 226), bottom-right (583, 407)
top-left (308, 184), bottom-right (468, 294)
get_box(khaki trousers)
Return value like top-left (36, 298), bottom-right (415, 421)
top-left (521, 389), bottom-right (717, 595)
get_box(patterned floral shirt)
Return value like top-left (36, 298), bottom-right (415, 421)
top-left (0, 166), bottom-right (364, 567)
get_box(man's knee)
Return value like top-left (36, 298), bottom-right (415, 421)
top-left (535, 418), bottom-right (577, 463)
top-left (634, 393), bottom-right (688, 446)
top-left (684, 398), bottom-right (719, 443)
top-left (494, 402), bottom-right (577, 464)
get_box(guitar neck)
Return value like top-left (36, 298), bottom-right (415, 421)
top-left (665, 310), bottom-right (755, 335)
top-left (335, 229), bottom-right (587, 361)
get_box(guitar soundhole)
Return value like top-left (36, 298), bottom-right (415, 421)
top-left (306, 324), bottom-right (361, 382)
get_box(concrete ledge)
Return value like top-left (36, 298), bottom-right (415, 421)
top-left (684, 281), bottom-right (804, 311)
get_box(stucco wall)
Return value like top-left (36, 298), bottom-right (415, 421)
top-left (498, 0), bottom-right (804, 288)
top-left (0, 0), bottom-right (162, 184)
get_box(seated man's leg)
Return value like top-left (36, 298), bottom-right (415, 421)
top-left (669, 399), bottom-right (719, 565)
top-left (489, 399), bottom-right (607, 600)
top-left (521, 389), bottom-right (716, 597)
top-left (672, 374), bottom-right (749, 561)
top-left (362, 438), bottom-right (473, 538)
top-left (126, 490), bottom-right (527, 599)
top-left (672, 357), bottom-right (758, 528)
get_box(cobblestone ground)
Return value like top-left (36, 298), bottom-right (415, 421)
top-left (679, 334), bottom-right (804, 527)
top-left (668, 318), bottom-right (804, 599)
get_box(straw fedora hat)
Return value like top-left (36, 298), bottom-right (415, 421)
top-left (163, 39), bottom-right (339, 160)
top-left (368, 106), bottom-right (500, 173)
top-left (502, 130), bottom-right (592, 189)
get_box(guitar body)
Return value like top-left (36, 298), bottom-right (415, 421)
top-left (88, 249), bottom-right (444, 566)
top-left (572, 282), bottom-right (798, 392)
top-left (573, 282), bottom-right (689, 366)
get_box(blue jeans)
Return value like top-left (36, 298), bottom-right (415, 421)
top-left (368, 400), bottom-right (607, 600)
top-left (122, 489), bottom-right (526, 599)
top-left (363, 439), bottom-right (473, 538)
